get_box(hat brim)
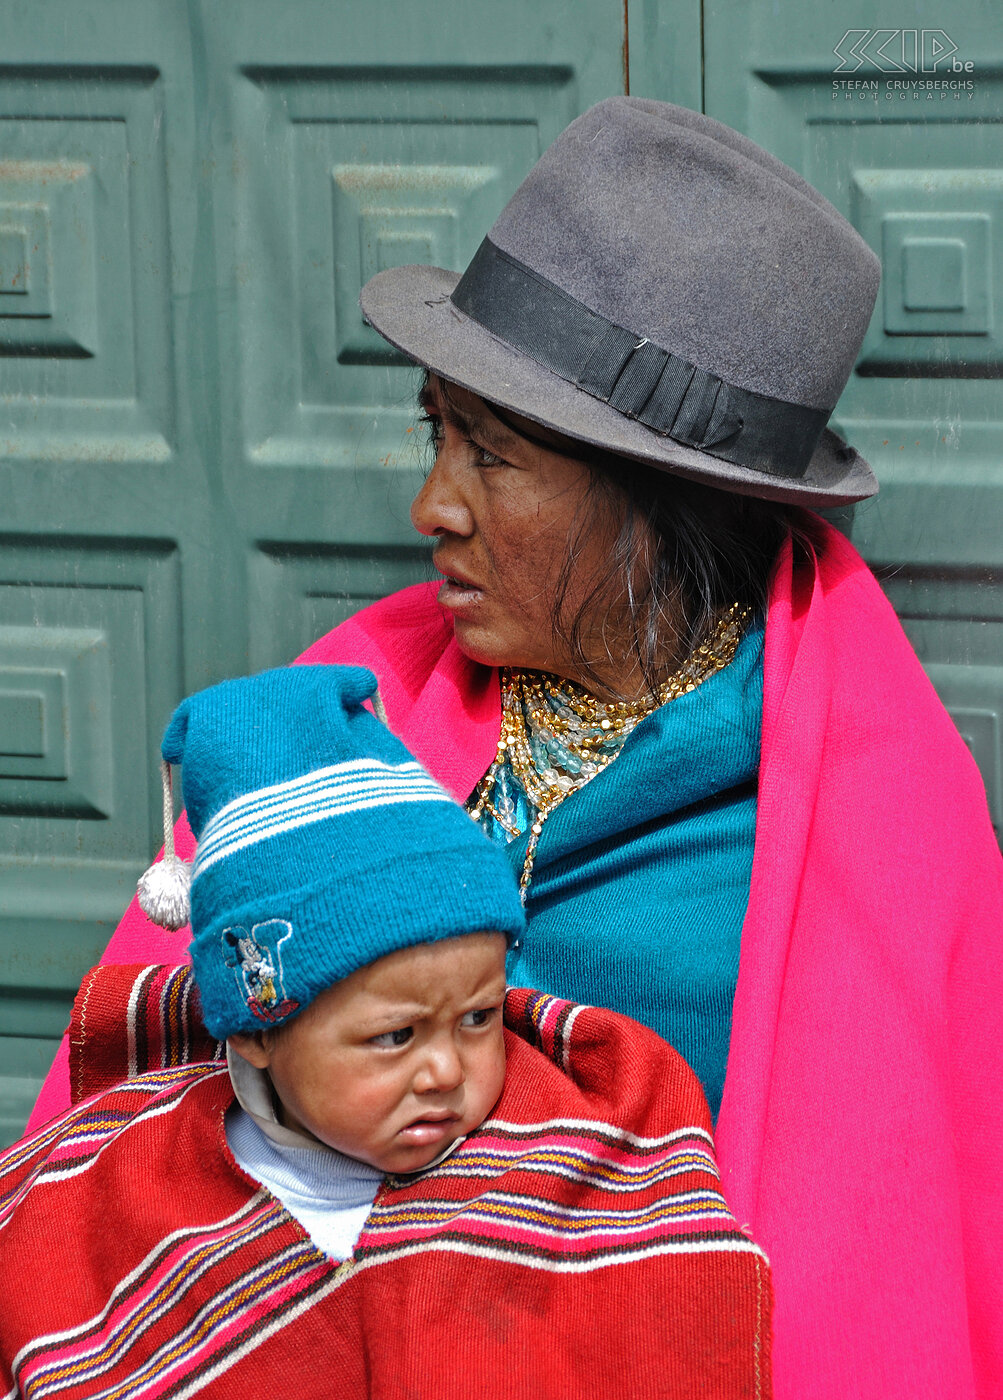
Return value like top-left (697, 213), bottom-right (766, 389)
top-left (361, 265), bottom-right (877, 509)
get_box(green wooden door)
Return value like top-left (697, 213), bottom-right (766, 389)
top-left (0, 0), bottom-right (648, 1143)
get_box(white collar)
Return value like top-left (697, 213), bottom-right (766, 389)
top-left (226, 1042), bottom-right (331, 1152)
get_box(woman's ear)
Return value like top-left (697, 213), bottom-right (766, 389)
top-left (227, 1030), bottom-right (272, 1069)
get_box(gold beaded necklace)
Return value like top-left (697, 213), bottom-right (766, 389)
top-left (468, 603), bottom-right (750, 900)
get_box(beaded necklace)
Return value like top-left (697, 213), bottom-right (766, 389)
top-left (468, 603), bottom-right (750, 900)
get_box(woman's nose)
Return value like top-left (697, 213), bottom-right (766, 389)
top-left (410, 453), bottom-right (475, 539)
top-left (414, 1037), bottom-right (465, 1094)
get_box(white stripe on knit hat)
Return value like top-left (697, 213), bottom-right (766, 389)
top-left (192, 759), bottom-right (450, 881)
top-left (197, 762), bottom-right (436, 858)
top-left (194, 788), bottom-right (451, 881)
top-left (195, 759), bottom-right (437, 858)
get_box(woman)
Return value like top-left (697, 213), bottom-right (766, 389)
top-left (29, 98), bottom-right (1003, 1399)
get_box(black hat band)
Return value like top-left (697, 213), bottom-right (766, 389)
top-left (451, 238), bottom-right (833, 480)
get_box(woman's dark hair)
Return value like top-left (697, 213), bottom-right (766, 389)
top-left (422, 372), bottom-right (811, 699)
top-left (553, 451), bottom-right (810, 696)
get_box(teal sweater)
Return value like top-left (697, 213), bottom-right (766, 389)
top-left (493, 624), bottom-right (763, 1120)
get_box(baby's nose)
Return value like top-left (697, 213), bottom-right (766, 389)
top-left (416, 1038), bottom-right (465, 1093)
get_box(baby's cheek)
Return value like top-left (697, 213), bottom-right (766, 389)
top-left (479, 1042), bottom-right (507, 1112)
top-left (352, 1077), bottom-right (403, 1127)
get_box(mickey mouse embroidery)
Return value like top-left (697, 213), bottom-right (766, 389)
top-left (221, 919), bottom-right (300, 1023)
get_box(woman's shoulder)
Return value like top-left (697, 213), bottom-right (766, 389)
top-left (803, 521), bottom-right (977, 757)
top-left (773, 516), bottom-right (997, 858)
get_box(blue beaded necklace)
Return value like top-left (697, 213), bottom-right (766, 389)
top-left (468, 604), bottom-right (749, 899)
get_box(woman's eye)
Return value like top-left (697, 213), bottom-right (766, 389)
top-left (369, 1026), bottom-right (413, 1048)
top-left (461, 1007), bottom-right (496, 1028)
top-left (417, 411), bottom-right (443, 446)
top-left (472, 444), bottom-right (506, 469)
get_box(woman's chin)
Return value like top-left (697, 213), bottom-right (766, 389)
top-left (450, 620), bottom-right (538, 673)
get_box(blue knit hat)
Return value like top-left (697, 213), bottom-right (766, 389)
top-left (137, 665), bottom-right (524, 1040)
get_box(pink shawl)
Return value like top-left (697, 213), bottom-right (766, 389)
top-left (27, 521), bottom-right (1003, 1399)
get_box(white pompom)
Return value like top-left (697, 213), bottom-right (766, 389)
top-left (137, 857), bottom-right (192, 931)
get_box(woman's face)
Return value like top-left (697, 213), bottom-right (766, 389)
top-left (410, 376), bottom-right (630, 686)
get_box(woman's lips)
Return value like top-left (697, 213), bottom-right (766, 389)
top-left (436, 575), bottom-right (483, 612)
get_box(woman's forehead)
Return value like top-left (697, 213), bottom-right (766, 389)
top-left (421, 375), bottom-right (487, 428)
top-left (422, 373), bottom-right (591, 463)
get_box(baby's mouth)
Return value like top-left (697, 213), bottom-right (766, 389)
top-left (397, 1112), bottom-right (460, 1146)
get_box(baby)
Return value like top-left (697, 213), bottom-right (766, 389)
top-left (223, 929), bottom-right (507, 1261)
top-left (0, 666), bottom-right (772, 1400)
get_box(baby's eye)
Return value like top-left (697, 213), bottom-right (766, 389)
top-left (369, 1026), bottom-right (413, 1048)
top-left (461, 1007), bottom-right (496, 1028)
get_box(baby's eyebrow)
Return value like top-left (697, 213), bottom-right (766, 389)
top-left (357, 1004), bottom-right (430, 1031)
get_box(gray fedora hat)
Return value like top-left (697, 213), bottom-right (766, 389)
top-left (360, 97), bottom-right (881, 508)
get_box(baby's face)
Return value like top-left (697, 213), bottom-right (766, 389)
top-left (231, 932), bottom-right (507, 1173)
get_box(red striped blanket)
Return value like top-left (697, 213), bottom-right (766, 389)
top-left (1, 966), bottom-right (771, 1399)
